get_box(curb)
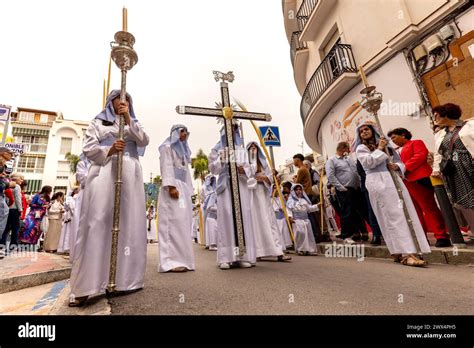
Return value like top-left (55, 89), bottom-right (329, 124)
top-left (317, 242), bottom-right (474, 265)
top-left (0, 267), bottom-right (72, 294)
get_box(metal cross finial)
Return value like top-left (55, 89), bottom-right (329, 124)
top-left (213, 70), bottom-right (235, 83)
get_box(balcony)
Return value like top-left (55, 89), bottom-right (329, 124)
top-left (300, 0), bottom-right (337, 42)
top-left (291, 31), bottom-right (309, 95)
top-left (300, 43), bottom-right (359, 152)
top-left (296, 0), bottom-right (318, 32)
top-left (290, 31), bottom-right (308, 66)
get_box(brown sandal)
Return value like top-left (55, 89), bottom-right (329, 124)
top-left (400, 255), bottom-right (426, 267)
top-left (277, 254), bottom-right (292, 262)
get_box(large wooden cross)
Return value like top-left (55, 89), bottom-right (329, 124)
top-left (176, 71), bottom-right (271, 256)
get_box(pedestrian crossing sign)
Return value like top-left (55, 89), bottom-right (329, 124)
top-left (259, 126), bottom-right (281, 147)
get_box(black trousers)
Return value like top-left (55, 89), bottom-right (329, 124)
top-left (1, 209), bottom-right (21, 247)
top-left (361, 190), bottom-right (382, 238)
top-left (335, 188), bottom-right (367, 239)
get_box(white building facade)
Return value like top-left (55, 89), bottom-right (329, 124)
top-left (5, 108), bottom-right (89, 194)
top-left (283, 0), bottom-right (474, 156)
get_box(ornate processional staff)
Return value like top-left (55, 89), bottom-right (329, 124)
top-left (176, 71), bottom-right (272, 256)
top-left (107, 7), bottom-right (139, 292)
top-left (358, 66), bottom-right (422, 256)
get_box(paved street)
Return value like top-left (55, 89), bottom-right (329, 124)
top-left (107, 244), bottom-right (473, 315)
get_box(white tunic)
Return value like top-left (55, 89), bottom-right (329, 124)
top-left (192, 210), bottom-right (199, 240)
top-left (157, 144), bottom-right (195, 272)
top-left (146, 210), bottom-right (158, 241)
top-left (204, 202), bottom-right (218, 247)
top-left (57, 197), bottom-right (76, 253)
top-left (69, 160), bottom-right (90, 262)
top-left (287, 198), bottom-right (317, 253)
top-left (272, 197), bottom-right (293, 249)
top-left (356, 145), bottom-right (431, 255)
top-left (69, 118), bottom-right (149, 298)
top-left (209, 147), bottom-right (256, 265)
top-left (248, 169), bottom-right (283, 258)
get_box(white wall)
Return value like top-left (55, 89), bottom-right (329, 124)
top-left (319, 53), bottom-right (435, 156)
top-left (43, 121), bottom-right (84, 190)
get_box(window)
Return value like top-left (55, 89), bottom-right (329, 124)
top-left (40, 114), bottom-right (49, 123)
top-left (59, 137), bottom-right (72, 155)
top-left (19, 112), bottom-right (35, 123)
top-left (15, 135), bottom-right (48, 153)
top-left (54, 186), bottom-right (67, 194)
top-left (15, 156), bottom-right (45, 174)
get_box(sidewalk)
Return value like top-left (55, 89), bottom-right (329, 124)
top-left (0, 279), bottom-right (110, 315)
top-left (316, 233), bottom-right (474, 265)
top-left (0, 234), bottom-right (472, 304)
top-left (0, 250), bottom-right (72, 294)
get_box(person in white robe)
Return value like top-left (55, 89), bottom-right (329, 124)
top-left (208, 122), bottom-right (256, 270)
top-left (286, 184), bottom-right (318, 255)
top-left (354, 123), bottom-right (430, 267)
top-left (191, 206), bottom-right (199, 243)
top-left (157, 124), bottom-right (195, 273)
top-left (68, 90), bottom-right (149, 306)
top-left (69, 155), bottom-right (91, 263)
top-left (271, 185), bottom-right (293, 251)
top-left (146, 204), bottom-right (158, 243)
top-left (202, 174), bottom-right (218, 251)
top-left (57, 190), bottom-right (77, 254)
top-left (247, 142), bottom-right (291, 261)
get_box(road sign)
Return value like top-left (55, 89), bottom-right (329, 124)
top-left (0, 105), bottom-right (11, 122)
top-left (259, 126), bottom-right (281, 147)
top-left (5, 143), bottom-right (29, 155)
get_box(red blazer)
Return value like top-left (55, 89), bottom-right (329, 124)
top-left (21, 192), bottom-right (28, 220)
top-left (400, 139), bottom-right (432, 182)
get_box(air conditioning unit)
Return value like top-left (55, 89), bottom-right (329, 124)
top-left (423, 34), bottom-right (444, 55)
top-left (413, 44), bottom-right (428, 62)
top-left (439, 24), bottom-right (455, 41)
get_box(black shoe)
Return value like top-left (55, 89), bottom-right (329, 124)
top-left (351, 234), bottom-right (361, 241)
top-left (335, 234), bottom-right (343, 240)
top-left (361, 233), bottom-right (369, 242)
top-left (370, 236), bottom-right (381, 245)
top-left (435, 239), bottom-right (452, 248)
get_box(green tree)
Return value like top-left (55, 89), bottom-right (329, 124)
top-left (153, 175), bottom-right (162, 186)
top-left (191, 149), bottom-right (208, 182)
top-left (65, 152), bottom-right (80, 174)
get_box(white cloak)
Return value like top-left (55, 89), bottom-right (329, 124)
top-left (356, 145), bottom-right (431, 255)
top-left (69, 118), bottom-right (149, 298)
top-left (272, 198), bottom-right (293, 250)
top-left (69, 159), bottom-right (90, 263)
top-left (287, 199), bottom-right (317, 253)
top-left (157, 144), bottom-right (195, 272)
top-left (248, 169), bottom-right (283, 258)
top-left (57, 197), bottom-right (76, 253)
top-left (208, 146), bottom-right (256, 265)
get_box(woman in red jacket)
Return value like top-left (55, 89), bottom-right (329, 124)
top-left (388, 128), bottom-right (451, 247)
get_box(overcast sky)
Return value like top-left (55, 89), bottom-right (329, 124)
top-left (1, 0), bottom-right (309, 182)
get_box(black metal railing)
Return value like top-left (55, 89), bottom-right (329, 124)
top-left (300, 43), bottom-right (357, 123)
top-left (297, 0), bottom-right (318, 31)
top-left (290, 31), bottom-right (308, 66)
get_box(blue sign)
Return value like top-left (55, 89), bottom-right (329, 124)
top-left (259, 126), bottom-right (281, 147)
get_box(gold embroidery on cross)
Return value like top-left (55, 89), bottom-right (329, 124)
top-left (222, 106), bottom-right (233, 119)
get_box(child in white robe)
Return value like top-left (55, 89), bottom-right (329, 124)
top-left (272, 185), bottom-right (293, 252)
top-left (286, 184), bottom-right (318, 255)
